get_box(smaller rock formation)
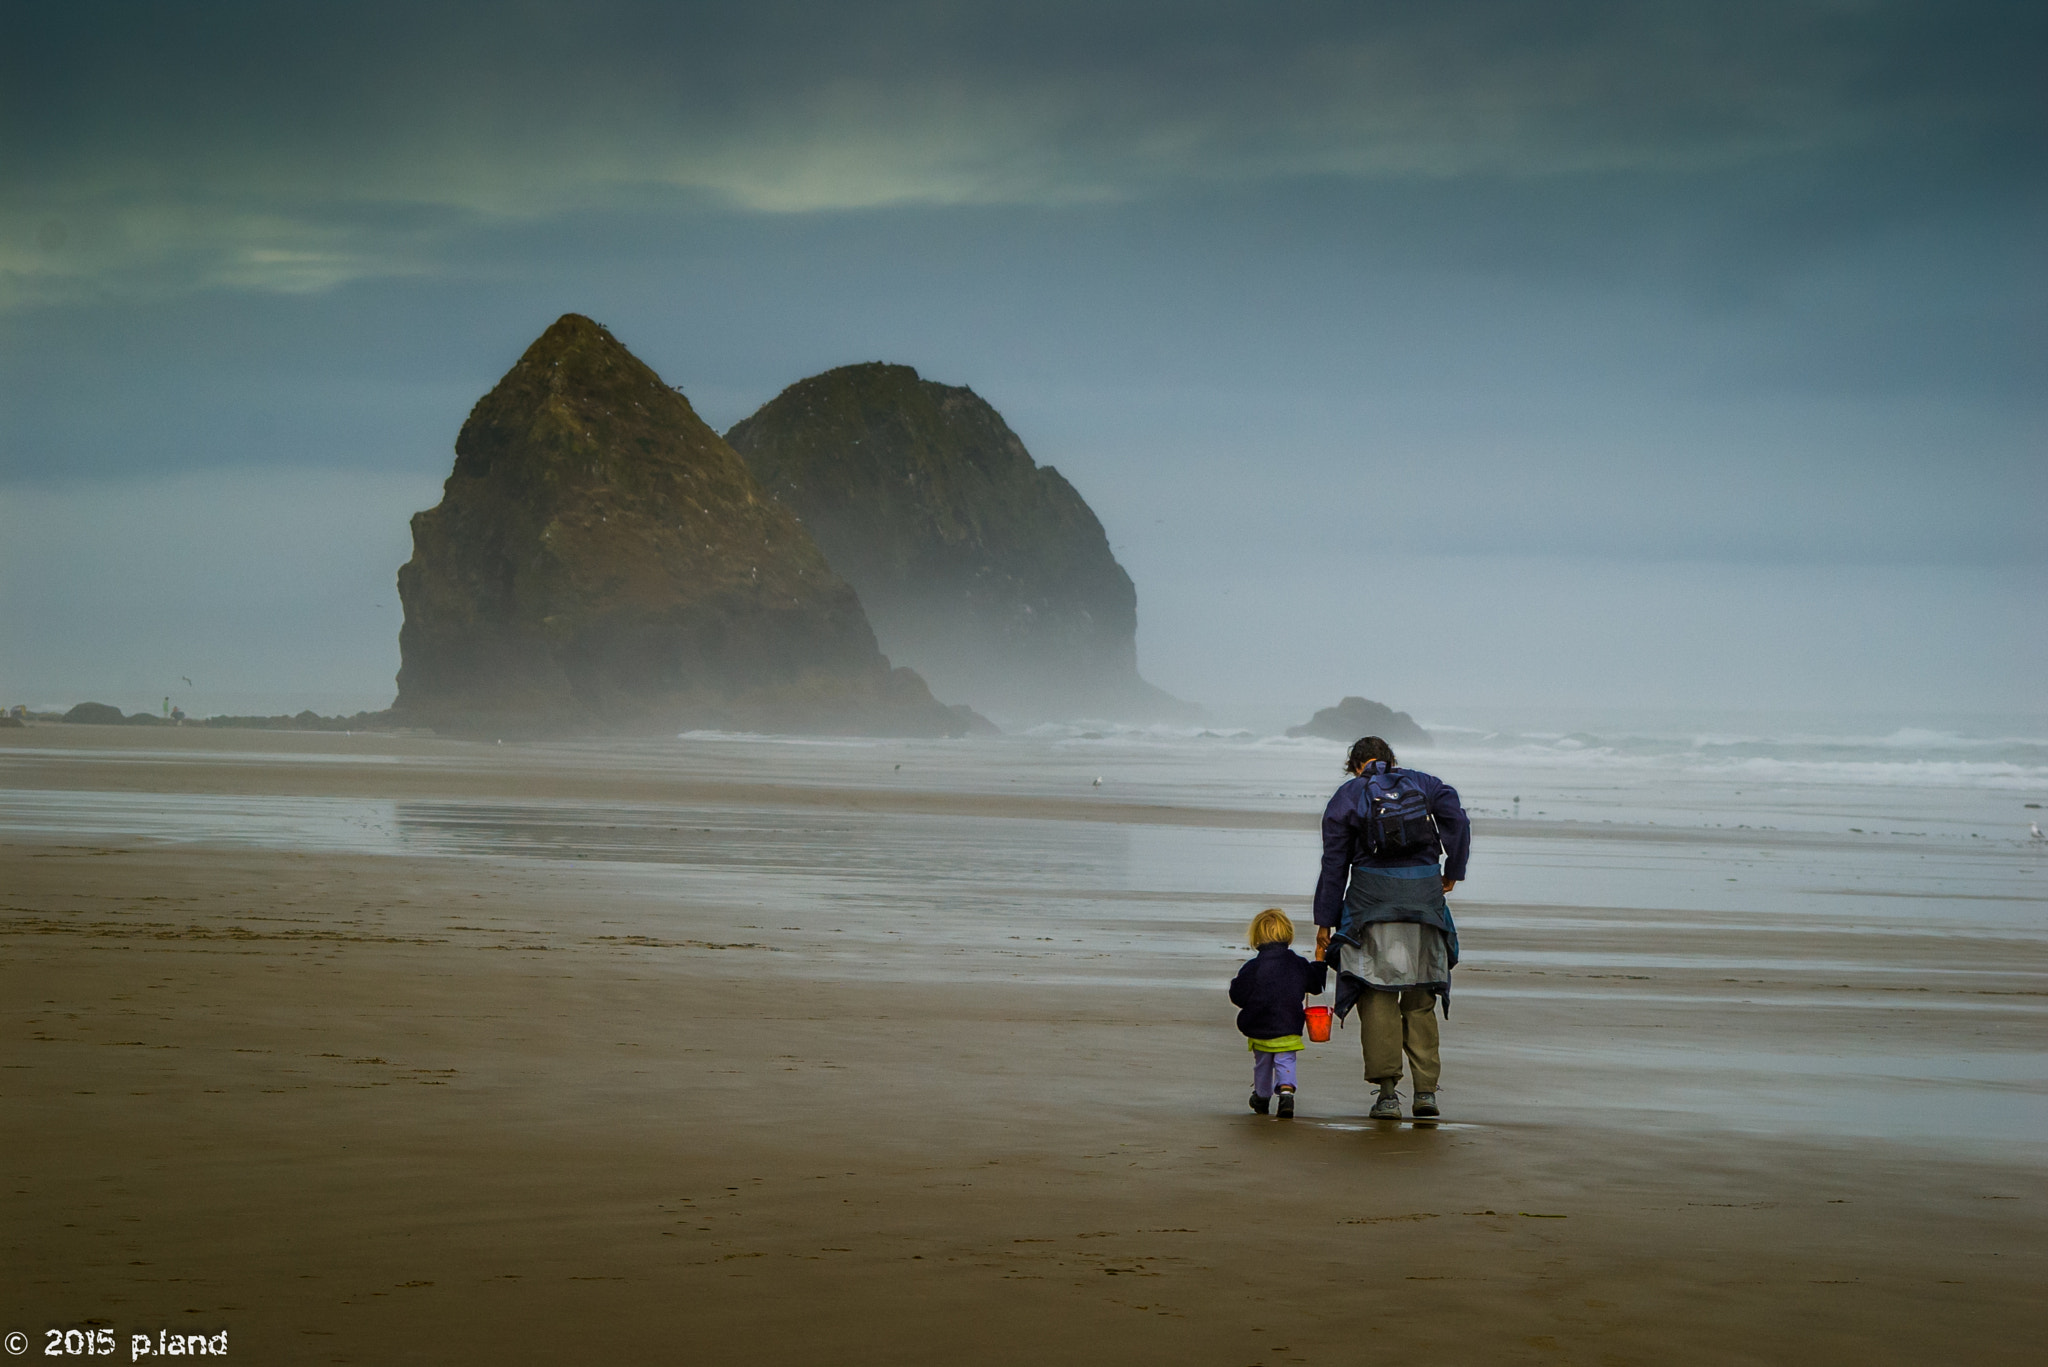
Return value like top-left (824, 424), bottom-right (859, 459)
top-left (61, 701), bottom-right (137, 725)
top-left (1286, 697), bottom-right (1432, 747)
top-left (726, 363), bottom-right (1191, 723)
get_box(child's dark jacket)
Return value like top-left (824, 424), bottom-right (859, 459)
top-left (1229, 943), bottom-right (1329, 1038)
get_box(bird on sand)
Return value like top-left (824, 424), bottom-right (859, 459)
top-left (2031, 822), bottom-right (2044, 841)
top-left (1092, 777), bottom-right (1103, 787)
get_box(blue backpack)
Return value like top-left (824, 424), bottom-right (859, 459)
top-left (1362, 767), bottom-right (1439, 861)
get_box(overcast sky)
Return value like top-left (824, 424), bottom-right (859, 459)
top-left (2, 1), bottom-right (2041, 727)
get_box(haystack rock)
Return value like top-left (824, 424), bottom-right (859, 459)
top-left (726, 363), bottom-right (1192, 723)
top-left (393, 316), bottom-right (975, 737)
top-left (1285, 697), bottom-right (1433, 748)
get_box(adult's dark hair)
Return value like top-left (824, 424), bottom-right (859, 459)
top-left (1346, 736), bottom-right (1397, 772)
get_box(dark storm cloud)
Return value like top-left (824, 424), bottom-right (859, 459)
top-left (4, 1), bottom-right (2039, 302)
top-left (0, 6), bottom-right (2038, 567)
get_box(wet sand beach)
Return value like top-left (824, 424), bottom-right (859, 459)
top-left (4, 726), bottom-right (2044, 1364)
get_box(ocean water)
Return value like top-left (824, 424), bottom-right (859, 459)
top-left (661, 709), bottom-right (2048, 838)
top-left (4, 711), bottom-right (2044, 1148)
top-left (6, 710), bottom-right (2044, 886)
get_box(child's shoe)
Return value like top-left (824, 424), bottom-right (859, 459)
top-left (1276, 1086), bottom-right (1296, 1119)
top-left (1248, 1092), bottom-right (1270, 1115)
top-left (1412, 1092), bottom-right (1440, 1118)
top-left (1369, 1088), bottom-right (1402, 1119)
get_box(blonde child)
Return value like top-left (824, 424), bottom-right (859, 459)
top-left (1228, 908), bottom-right (1328, 1118)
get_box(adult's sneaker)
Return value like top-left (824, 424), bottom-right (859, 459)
top-left (1248, 1093), bottom-right (1270, 1115)
top-left (1369, 1091), bottom-right (1402, 1119)
top-left (1276, 1088), bottom-right (1296, 1119)
top-left (1412, 1092), bottom-right (1440, 1118)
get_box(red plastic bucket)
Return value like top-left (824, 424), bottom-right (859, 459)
top-left (1304, 1006), bottom-right (1332, 1043)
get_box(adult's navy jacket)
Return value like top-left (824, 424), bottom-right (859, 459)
top-left (1228, 943), bottom-right (1329, 1039)
top-left (1312, 761), bottom-right (1471, 928)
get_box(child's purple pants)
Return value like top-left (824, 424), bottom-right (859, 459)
top-left (1251, 1050), bottom-right (1298, 1097)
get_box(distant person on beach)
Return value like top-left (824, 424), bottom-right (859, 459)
top-left (1315, 736), bottom-right (1470, 1120)
top-left (1228, 908), bottom-right (1328, 1119)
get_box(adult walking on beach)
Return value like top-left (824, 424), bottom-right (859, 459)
top-left (1314, 736), bottom-right (1470, 1119)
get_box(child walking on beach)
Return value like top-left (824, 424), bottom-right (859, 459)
top-left (1229, 908), bottom-right (1328, 1118)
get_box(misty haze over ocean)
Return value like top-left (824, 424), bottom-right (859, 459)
top-left (2, 3), bottom-right (2041, 730)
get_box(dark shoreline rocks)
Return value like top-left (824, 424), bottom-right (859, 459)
top-left (61, 702), bottom-right (132, 725)
top-left (1285, 696), bottom-right (1432, 747)
top-left (59, 702), bottom-right (180, 726)
top-left (198, 711), bottom-right (400, 732)
top-left (46, 705), bottom-right (404, 732)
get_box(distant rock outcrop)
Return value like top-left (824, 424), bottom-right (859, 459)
top-left (199, 710), bottom-right (397, 733)
top-left (393, 316), bottom-right (975, 738)
top-left (1286, 697), bottom-right (1433, 747)
top-left (60, 701), bottom-right (164, 726)
top-left (726, 363), bottom-right (1191, 723)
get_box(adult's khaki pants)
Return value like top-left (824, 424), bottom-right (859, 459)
top-left (1360, 986), bottom-right (1440, 1090)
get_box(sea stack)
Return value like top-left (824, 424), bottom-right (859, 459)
top-left (726, 363), bottom-right (1191, 723)
top-left (393, 316), bottom-right (971, 737)
top-left (1285, 697), bottom-right (1432, 748)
